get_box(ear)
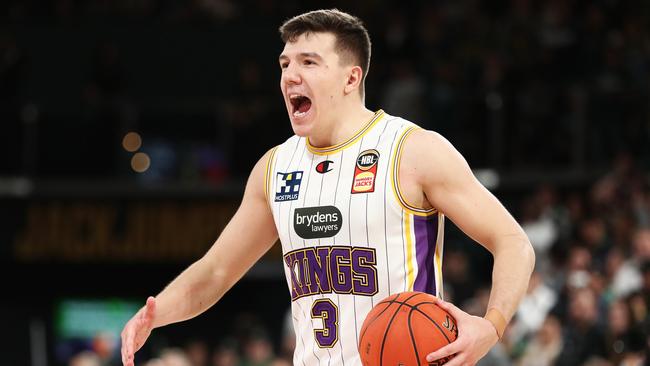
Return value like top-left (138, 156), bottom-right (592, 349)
top-left (343, 66), bottom-right (363, 95)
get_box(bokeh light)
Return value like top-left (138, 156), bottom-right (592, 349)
top-left (130, 152), bottom-right (150, 173)
top-left (122, 132), bottom-right (142, 152)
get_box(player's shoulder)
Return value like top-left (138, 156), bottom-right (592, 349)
top-left (395, 118), bottom-right (460, 167)
top-left (405, 128), bottom-right (449, 148)
top-left (380, 112), bottom-right (419, 131)
top-left (387, 113), bottom-right (450, 151)
top-left (370, 112), bottom-right (451, 162)
top-left (381, 112), bottom-right (433, 133)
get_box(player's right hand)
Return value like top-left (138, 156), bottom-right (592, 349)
top-left (425, 298), bottom-right (498, 366)
top-left (121, 296), bottom-right (156, 366)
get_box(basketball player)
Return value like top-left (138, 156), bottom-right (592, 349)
top-left (121, 9), bottom-right (535, 366)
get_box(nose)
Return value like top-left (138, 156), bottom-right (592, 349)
top-left (282, 63), bottom-right (301, 85)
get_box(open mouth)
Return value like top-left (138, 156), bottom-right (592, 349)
top-left (290, 94), bottom-right (312, 117)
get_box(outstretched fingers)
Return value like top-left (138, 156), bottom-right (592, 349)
top-left (121, 296), bottom-right (156, 366)
top-left (121, 324), bottom-right (135, 366)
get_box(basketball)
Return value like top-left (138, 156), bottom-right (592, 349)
top-left (358, 291), bottom-right (458, 366)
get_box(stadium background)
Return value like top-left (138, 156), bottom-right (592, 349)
top-left (1, 0), bottom-right (649, 365)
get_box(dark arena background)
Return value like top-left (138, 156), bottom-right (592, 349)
top-left (1, 1), bottom-right (650, 365)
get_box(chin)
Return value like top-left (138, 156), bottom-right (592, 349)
top-left (290, 121), bottom-right (311, 137)
top-left (287, 110), bottom-right (316, 137)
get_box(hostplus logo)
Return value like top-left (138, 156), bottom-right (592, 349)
top-left (275, 171), bottom-right (303, 202)
top-left (294, 206), bottom-right (342, 239)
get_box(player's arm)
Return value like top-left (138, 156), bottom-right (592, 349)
top-left (399, 130), bottom-right (535, 365)
top-left (121, 148), bottom-right (279, 366)
top-left (150, 148), bottom-right (278, 326)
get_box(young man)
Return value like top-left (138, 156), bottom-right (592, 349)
top-left (121, 9), bottom-right (535, 366)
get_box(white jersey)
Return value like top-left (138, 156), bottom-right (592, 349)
top-left (265, 110), bottom-right (445, 365)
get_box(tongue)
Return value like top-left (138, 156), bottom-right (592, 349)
top-left (298, 99), bottom-right (311, 113)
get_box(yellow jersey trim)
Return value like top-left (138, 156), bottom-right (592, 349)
top-left (390, 126), bottom-right (437, 216)
top-left (404, 212), bottom-right (415, 290)
top-left (306, 110), bottom-right (385, 155)
top-left (435, 213), bottom-right (445, 299)
top-left (264, 146), bottom-right (279, 205)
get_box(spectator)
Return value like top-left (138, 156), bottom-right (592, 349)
top-left (240, 328), bottom-right (275, 366)
top-left (279, 308), bottom-right (295, 361)
top-left (507, 271), bottom-right (557, 346)
top-left (606, 246), bottom-right (642, 301)
top-left (516, 315), bottom-right (563, 366)
top-left (69, 350), bottom-right (102, 366)
top-left (604, 299), bottom-right (636, 364)
top-left (555, 287), bottom-right (607, 365)
top-left (184, 338), bottom-right (209, 366)
top-left (211, 338), bottom-right (240, 366)
top-left (158, 348), bottom-right (193, 366)
top-left (269, 357), bottom-right (291, 366)
top-left (442, 249), bottom-right (476, 307)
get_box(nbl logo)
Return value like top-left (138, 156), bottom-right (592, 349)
top-left (352, 149), bottom-right (379, 194)
top-left (357, 153), bottom-right (377, 169)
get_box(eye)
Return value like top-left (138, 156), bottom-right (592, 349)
top-left (280, 61), bottom-right (289, 69)
top-left (304, 59), bottom-right (316, 66)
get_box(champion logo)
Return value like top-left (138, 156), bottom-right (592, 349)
top-left (316, 160), bottom-right (334, 174)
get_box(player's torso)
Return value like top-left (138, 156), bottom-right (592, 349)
top-left (266, 110), bottom-right (445, 365)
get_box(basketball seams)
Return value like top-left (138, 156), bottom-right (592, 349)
top-left (407, 307), bottom-right (422, 365)
top-left (375, 292), bottom-right (430, 307)
top-left (375, 291), bottom-right (420, 306)
top-left (359, 292), bottom-right (456, 366)
top-left (378, 292), bottom-right (421, 366)
top-left (372, 299), bottom-right (455, 345)
top-left (358, 302), bottom-right (393, 345)
top-left (412, 302), bottom-right (453, 344)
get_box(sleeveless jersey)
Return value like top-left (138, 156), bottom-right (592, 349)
top-left (265, 110), bottom-right (445, 365)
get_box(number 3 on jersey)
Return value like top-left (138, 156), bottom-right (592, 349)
top-left (311, 299), bottom-right (339, 347)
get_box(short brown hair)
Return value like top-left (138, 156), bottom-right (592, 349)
top-left (279, 9), bottom-right (371, 96)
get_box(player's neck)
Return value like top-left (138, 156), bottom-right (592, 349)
top-left (309, 105), bottom-right (376, 148)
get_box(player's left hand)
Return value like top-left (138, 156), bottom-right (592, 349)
top-left (426, 298), bottom-right (499, 366)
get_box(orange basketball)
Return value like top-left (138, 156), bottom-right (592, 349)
top-left (358, 291), bottom-right (458, 366)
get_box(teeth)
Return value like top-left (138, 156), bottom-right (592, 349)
top-left (289, 93), bottom-right (309, 118)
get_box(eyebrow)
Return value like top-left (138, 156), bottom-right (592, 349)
top-left (278, 52), bottom-right (323, 62)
